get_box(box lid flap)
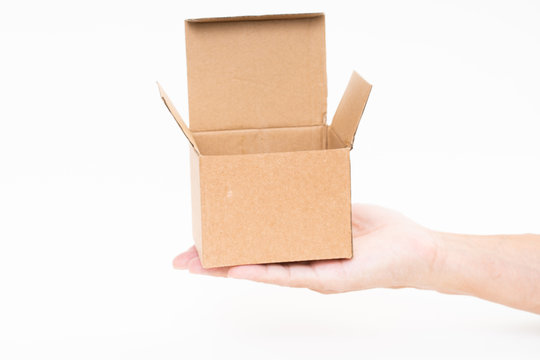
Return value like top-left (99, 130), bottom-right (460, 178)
top-left (185, 13), bottom-right (327, 132)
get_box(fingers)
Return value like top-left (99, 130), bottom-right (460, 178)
top-left (173, 246), bottom-right (230, 277)
top-left (185, 256), bottom-right (230, 278)
top-left (172, 245), bottom-right (198, 269)
top-left (228, 263), bottom-right (320, 289)
top-left (173, 247), bottom-right (323, 290)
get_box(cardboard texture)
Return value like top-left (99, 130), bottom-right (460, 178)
top-left (159, 13), bottom-right (372, 268)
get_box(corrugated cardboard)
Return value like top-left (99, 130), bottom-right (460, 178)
top-left (159, 13), bottom-right (372, 268)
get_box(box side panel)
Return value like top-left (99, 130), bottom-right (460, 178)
top-left (189, 148), bottom-right (203, 256)
top-left (199, 149), bottom-right (352, 268)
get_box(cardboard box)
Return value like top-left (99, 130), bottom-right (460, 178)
top-left (158, 13), bottom-right (372, 268)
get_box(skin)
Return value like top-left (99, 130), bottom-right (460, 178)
top-left (173, 204), bottom-right (540, 314)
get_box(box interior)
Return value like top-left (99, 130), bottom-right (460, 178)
top-left (192, 125), bottom-right (346, 156)
top-left (158, 12), bottom-right (372, 157)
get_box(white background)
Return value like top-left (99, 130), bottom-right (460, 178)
top-left (1, 0), bottom-right (539, 358)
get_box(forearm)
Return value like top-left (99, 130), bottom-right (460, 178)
top-left (429, 232), bottom-right (540, 314)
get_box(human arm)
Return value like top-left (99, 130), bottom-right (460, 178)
top-left (431, 231), bottom-right (540, 314)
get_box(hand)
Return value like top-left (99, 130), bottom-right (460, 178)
top-left (173, 204), bottom-right (440, 294)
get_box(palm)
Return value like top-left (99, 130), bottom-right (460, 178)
top-left (173, 204), bottom-right (437, 293)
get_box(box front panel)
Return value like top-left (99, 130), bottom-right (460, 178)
top-left (199, 149), bottom-right (352, 268)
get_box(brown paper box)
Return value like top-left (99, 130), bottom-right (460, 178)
top-left (158, 13), bottom-right (372, 268)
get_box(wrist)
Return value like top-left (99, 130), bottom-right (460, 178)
top-left (424, 231), bottom-right (475, 296)
top-left (386, 226), bottom-right (450, 291)
top-left (407, 228), bottom-right (447, 291)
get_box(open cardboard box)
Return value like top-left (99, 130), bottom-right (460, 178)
top-left (158, 13), bottom-right (372, 268)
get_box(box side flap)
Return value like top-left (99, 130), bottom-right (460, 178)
top-left (185, 14), bottom-right (327, 132)
top-left (157, 82), bottom-right (200, 154)
top-left (330, 71), bottom-right (372, 148)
